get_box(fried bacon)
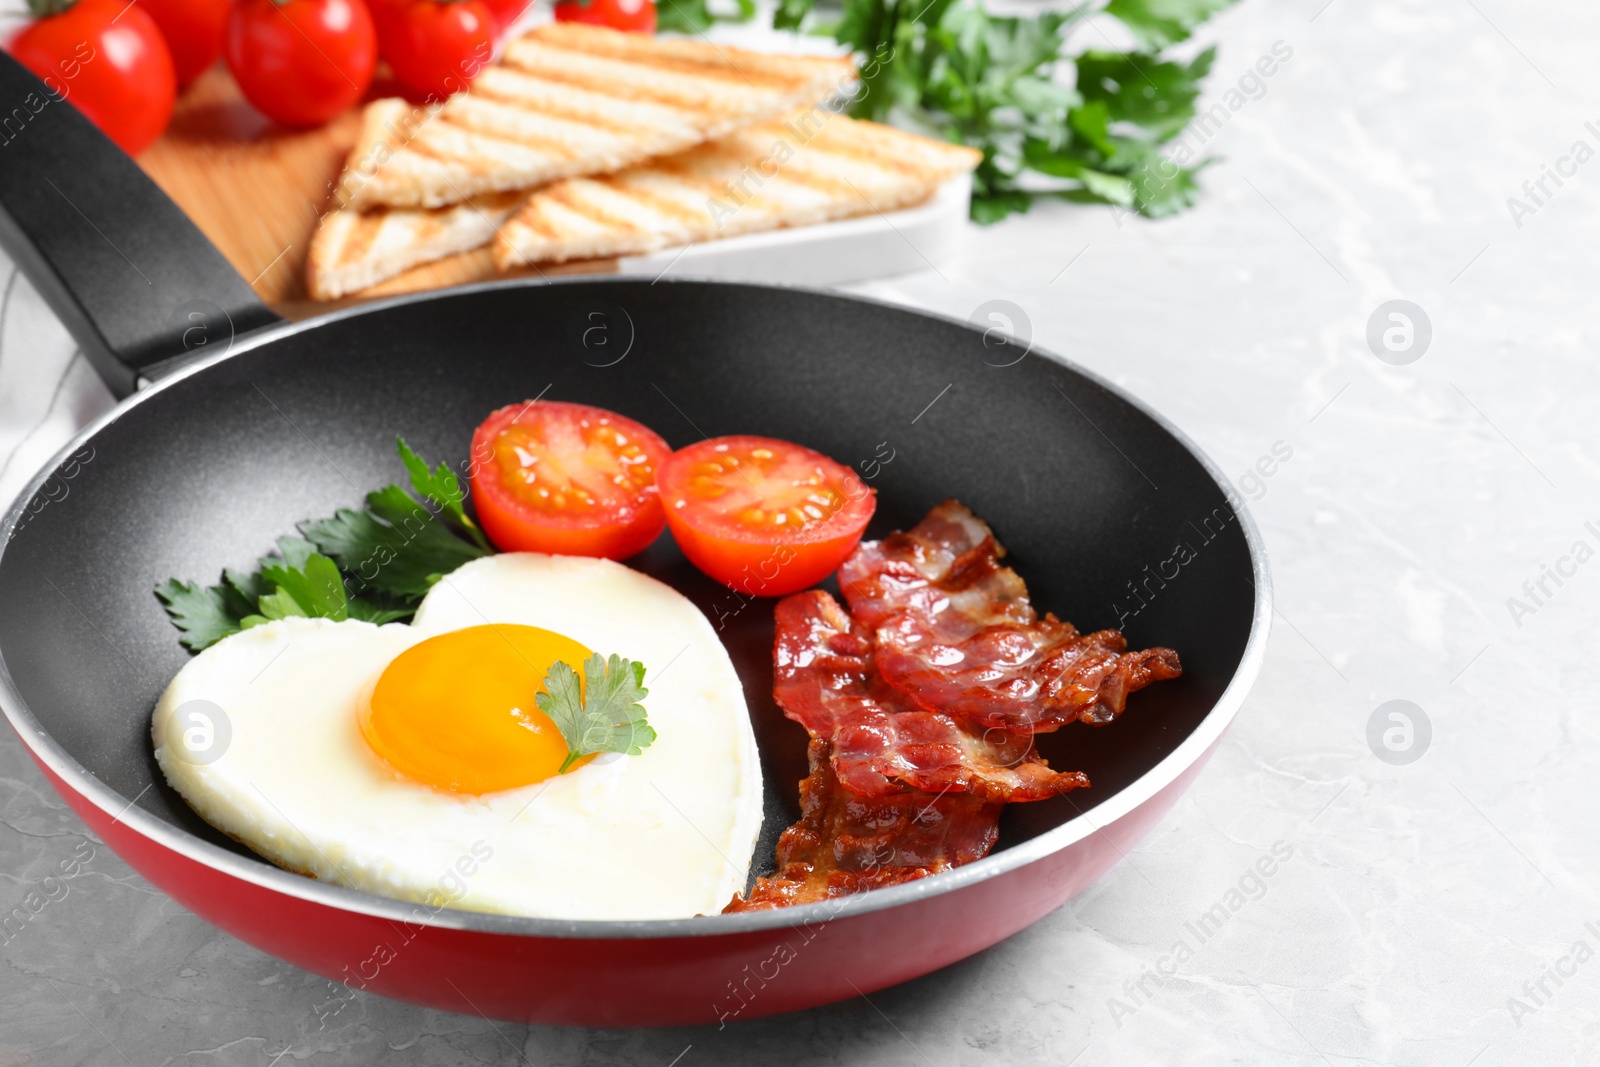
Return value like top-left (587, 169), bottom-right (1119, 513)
top-left (723, 501), bottom-right (1183, 914)
top-left (773, 591), bottom-right (1089, 802)
top-left (725, 739), bottom-right (1002, 912)
top-left (836, 500), bottom-right (1183, 733)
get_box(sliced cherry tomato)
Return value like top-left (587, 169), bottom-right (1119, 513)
top-left (469, 401), bottom-right (672, 560)
top-left (657, 436), bottom-right (876, 596)
top-left (136, 0), bottom-right (231, 87)
top-left (379, 0), bottom-right (495, 104)
top-left (9, 0), bottom-right (176, 156)
top-left (553, 0), bottom-right (655, 34)
top-left (224, 0), bottom-right (376, 128)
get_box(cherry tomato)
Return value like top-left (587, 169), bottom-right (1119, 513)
top-left (657, 436), bottom-right (876, 596)
top-left (225, 0), bottom-right (376, 128)
top-left (469, 401), bottom-right (672, 560)
top-left (365, 0), bottom-right (404, 39)
top-left (137, 0), bottom-right (231, 87)
top-left (380, 0), bottom-right (494, 104)
top-left (479, 0), bottom-right (531, 34)
top-left (553, 0), bottom-right (655, 34)
top-left (9, 0), bottom-right (176, 156)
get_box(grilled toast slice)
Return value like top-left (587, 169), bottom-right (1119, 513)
top-left (347, 23), bottom-right (856, 210)
top-left (493, 107), bottom-right (982, 269)
top-left (308, 101), bottom-right (525, 301)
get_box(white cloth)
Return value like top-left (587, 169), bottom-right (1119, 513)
top-left (0, 261), bottom-right (114, 508)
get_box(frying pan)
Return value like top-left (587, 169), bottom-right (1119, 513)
top-left (0, 54), bottom-right (1270, 1026)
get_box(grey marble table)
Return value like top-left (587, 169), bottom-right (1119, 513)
top-left (2, 0), bottom-right (1597, 1063)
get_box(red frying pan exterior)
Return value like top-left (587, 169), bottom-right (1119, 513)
top-left (26, 732), bottom-right (1223, 1026)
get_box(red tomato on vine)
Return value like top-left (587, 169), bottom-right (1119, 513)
top-left (9, 0), bottom-right (177, 155)
top-left (553, 0), bottom-right (656, 34)
top-left (479, 0), bottom-right (532, 34)
top-left (379, 0), bottom-right (496, 104)
top-left (136, 0), bottom-right (231, 87)
top-left (225, 0), bottom-right (377, 128)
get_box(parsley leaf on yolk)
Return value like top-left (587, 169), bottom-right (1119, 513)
top-left (536, 654), bottom-right (656, 773)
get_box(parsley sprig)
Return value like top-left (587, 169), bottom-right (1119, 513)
top-left (536, 654), bottom-right (657, 772)
top-left (396, 438), bottom-right (491, 552)
top-left (156, 438), bottom-right (491, 651)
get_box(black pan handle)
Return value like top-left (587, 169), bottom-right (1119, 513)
top-left (0, 52), bottom-right (282, 398)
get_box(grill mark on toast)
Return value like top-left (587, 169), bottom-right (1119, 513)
top-left (527, 36), bottom-right (823, 93)
top-left (437, 111), bottom-right (585, 164)
top-left (468, 78), bottom-right (693, 140)
top-left (502, 43), bottom-right (783, 112)
top-left (603, 180), bottom-right (708, 228)
top-left (546, 184), bottom-right (650, 235)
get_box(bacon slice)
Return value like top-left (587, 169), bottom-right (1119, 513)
top-left (725, 739), bottom-right (1002, 912)
top-left (773, 590), bottom-right (1088, 801)
top-left (836, 500), bottom-right (1183, 733)
top-left (726, 501), bottom-right (1184, 913)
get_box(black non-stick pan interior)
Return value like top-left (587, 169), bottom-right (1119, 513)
top-left (0, 279), bottom-right (1256, 879)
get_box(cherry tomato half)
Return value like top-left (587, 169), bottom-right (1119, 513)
top-left (225, 0), bottom-right (376, 128)
top-left (10, 0), bottom-right (176, 156)
top-left (137, 0), bottom-right (231, 87)
top-left (380, 0), bottom-right (495, 104)
top-left (553, 0), bottom-right (655, 35)
top-left (469, 401), bottom-right (672, 560)
top-left (657, 436), bottom-right (876, 596)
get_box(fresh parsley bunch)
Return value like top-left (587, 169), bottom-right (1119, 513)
top-left (156, 439), bottom-right (492, 651)
top-left (835, 0), bottom-right (1238, 220)
top-left (667, 0), bottom-right (1239, 222)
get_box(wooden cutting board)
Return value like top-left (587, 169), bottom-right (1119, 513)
top-left (135, 60), bottom-right (970, 319)
top-left (135, 64), bottom-right (606, 320)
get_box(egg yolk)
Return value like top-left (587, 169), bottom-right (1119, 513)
top-left (361, 624), bottom-right (594, 794)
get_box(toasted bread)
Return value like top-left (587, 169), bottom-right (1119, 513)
top-left (493, 106), bottom-right (982, 269)
top-left (347, 24), bottom-right (856, 210)
top-left (307, 100), bottom-right (526, 301)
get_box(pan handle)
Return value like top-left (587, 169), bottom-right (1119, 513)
top-left (0, 52), bottom-right (283, 398)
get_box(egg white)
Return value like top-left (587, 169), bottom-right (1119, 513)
top-left (152, 553), bottom-right (764, 921)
